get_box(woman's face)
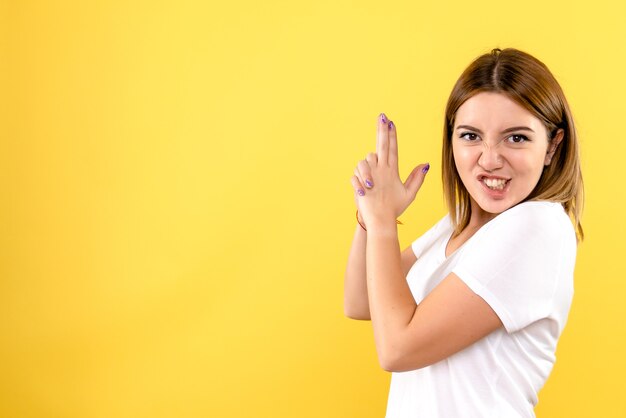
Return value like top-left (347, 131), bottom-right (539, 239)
top-left (452, 92), bottom-right (563, 219)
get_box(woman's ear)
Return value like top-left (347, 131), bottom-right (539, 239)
top-left (545, 128), bottom-right (564, 166)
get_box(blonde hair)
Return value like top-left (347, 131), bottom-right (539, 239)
top-left (442, 48), bottom-right (584, 240)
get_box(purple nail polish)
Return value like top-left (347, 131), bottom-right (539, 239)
top-left (380, 113), bottom-right (387, 123)
top-left (358, 189), bottom-right (365, 196)
top-left (389, 121), bottom-right (394, 129)
top-left (365, 179), bottom-right (373, 188)
top-left (422, 163), bottom-right (430, 174)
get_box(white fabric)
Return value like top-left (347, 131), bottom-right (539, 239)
top-left (385, 201), bottom-right (576, 418)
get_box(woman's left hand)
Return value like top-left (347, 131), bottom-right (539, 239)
top-left (351, 113), bottom-right (430, 230)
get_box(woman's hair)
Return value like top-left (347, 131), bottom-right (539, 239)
top-left (442, 47), bottom-right (584, 240)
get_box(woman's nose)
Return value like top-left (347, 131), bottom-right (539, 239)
top-left (477, 142), bottom-right (504, 171)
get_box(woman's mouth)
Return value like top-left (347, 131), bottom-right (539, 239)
top-left (480, 176), bottom-right (510, 191)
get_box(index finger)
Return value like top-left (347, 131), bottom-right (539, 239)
top-left (377, 113), bottom-right (389, 165)
top-left (388, 120), bottom-right (398, 167)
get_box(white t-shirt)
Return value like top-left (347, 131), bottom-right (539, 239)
top-left (385, 201), bottom-right (576, 418)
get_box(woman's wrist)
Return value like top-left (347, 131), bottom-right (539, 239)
top-left (356, 210), bottom-right (402, 233)
top-left (366, 218), bottom-right (399, 236)
top-left (356, 210), bottom-right (367, 231)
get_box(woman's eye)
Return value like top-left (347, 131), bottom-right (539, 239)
top-left (459, 132), bottom-right (479, 141)
top-left (507, 134), bottom-right (529, 143)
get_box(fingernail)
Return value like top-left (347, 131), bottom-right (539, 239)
top-left (422, 163), bottom-right (430, 174)
top-left (380, 113), bottom-right (387, 123)
top-left (365, 179), bottom-right (373, 188)
top-left (357, 189), bottom-right (365, 196)
top-left (389, 121), bottom-right (394, 129)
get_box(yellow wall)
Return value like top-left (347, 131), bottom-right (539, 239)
top-left (1, 0), bottom-right (624, 416)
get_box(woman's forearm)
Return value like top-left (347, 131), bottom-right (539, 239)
top-left (344, 224), bottom-right (371, 320)
top-left (366, 222), bottom-right (417, 369)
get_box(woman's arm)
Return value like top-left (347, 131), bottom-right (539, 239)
top-left (344, 224), bottom-right (369, 320)
top-left (352, 114), bottom-right (501, 371)
top-left (365, 222), bottom-right (502, 372)
top-left (344, 221), bottom-right (418, 320)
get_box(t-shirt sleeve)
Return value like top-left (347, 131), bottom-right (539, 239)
top-left (452, 203), bottom-right (576, 333)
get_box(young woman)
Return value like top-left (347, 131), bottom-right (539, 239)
top-left (345, 48), bottom-right (583, 417)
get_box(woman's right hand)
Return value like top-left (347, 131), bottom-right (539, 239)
top-left (350, 113), bottom-right (429, 230)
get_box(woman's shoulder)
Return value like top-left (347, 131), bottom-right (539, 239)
top-left (456, 200), bottom-right (577, 284)
top-left (485, 200), bottom-right (575, 242)
top-left (505, 200), bottom-right (566, 216)
top-left (489, 200), bottom-right (566, 223)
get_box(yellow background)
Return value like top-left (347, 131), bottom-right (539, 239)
top-left (1, 0), bottom-right (625, 417)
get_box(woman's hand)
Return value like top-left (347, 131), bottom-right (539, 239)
top-left (351, 113), bottom-right (429, 230)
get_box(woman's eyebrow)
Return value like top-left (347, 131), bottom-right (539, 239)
top-left (455, 125), bottom-right (535, 134)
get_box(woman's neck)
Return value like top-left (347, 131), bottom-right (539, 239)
top-left (467, 200), bottom-right (498, 230)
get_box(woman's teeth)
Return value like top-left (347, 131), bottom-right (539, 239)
top-left (483, 178), bottom-right (507, 190)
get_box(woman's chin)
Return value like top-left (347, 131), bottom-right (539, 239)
top-left (472, 195), bottom-right (519, 216)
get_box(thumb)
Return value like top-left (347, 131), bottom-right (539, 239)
top-left (404, 163), bottom-right (430, 198)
